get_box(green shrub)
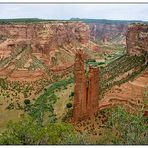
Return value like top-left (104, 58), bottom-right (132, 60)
top-left (44, 88), bottom-right (47, 91)
top-left (6, 103), bottom-right (14, 110)
top-left (0, 78), bottom-right (8, 90)
top-left (62, 109), bottom-right (73, 122)
top-left (69, 92), bottom-right (74, 97)
top-left (86, 59), bottom-right (96, 64)
top-left (66, 103), bottom-right (72, 108)
top-left (98, 62), bottom-right (105, 65)
top-left (96, 129), bottom-right (121, 144)
top-left (105, 107), bottom-right (148, 144)
top-left (24, 99), bottom-right (31, 105)
top-left (0, 34), bottom-right (6, 40)
top-left (0, 115), bottom-right (85, 145)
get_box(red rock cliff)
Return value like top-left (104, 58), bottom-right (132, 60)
top-left (89, 23), bottom-right (128, 44)
top-left (73, 51), bottom-right (100, 121)
top-left (73, 50), bottom-right (87, 120)
top-left (0, 22), bottom-right (89, 54)
top-left (126, 24), bottom-right (148, 56)
top-left (87, 66), bottom-right (100, 116)
top-left (0, 22), bottom-right (102, 80)
top-left (0, 22), bottom-right (101, 70)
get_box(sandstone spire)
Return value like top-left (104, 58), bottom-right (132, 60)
top-left (73, 50), bottom-right (87, 121)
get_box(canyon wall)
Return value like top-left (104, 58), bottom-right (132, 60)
top-left (0, 22), bottom-right (90, 56)
top-left (0, 22), bottom-right (101, 81)
top-left (0, 20), bottom-right (130, 74)
top-left (126, 24), bottom-right (148, 56)
top-left (73, 24), bottom-right (148, 121)
top-left (89, 23), bottom-right (128, 44)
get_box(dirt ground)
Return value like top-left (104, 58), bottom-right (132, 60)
top-left (54, 84), bottom-right (74, 121)
top-left (0, 99), bottom-right (24, 133)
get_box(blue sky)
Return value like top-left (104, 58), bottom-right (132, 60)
top-left (0, 4), bottom-right (148, 21)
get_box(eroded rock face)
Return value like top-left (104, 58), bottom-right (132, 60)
top-left (73, 50), bottom-right (87, 120)
top-left (87, 66), bottom-right (99, 116)
top-left (126, 24), bottom-right (148, 56)
top-left (73, 51), bottom-right (100, 121)
top-left (89, 23), bottom-right (128, 44)
top-left (73, 24), bottom-right (148, 121)
top-left (0, 22), bottom-right (101, 81)
top-left (0, 22), bottom-right (90, 55)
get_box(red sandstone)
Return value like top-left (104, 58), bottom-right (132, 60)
top-left (73, 50), bottom-right (87, 121)
top-left (87, 66), bottom-right (100, 116)
top-left (73, 24), bottom-right (148, 121)
top-left (126, 24), bottom-right (148, 56)
top-left (73, 51), bottom-right (100, 121)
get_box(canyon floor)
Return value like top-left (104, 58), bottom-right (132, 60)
top-left (0, 44), bottom-right (147, 134)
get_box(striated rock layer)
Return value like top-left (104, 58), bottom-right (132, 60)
top-left (73, 24), bottom-right (148, 121)
top-left (0, 22), bottom-right (90, 58)
top-left (126, 24), bottom-right (148, 56)
top-left (89, 23), bottom-right (128, 44)
top-left (0, 22), bottom-right (101, 81)
top-left (87, 66), bottom-right (100, 116)
top-left (73, 51), bottom-right (100, 121)
top-left (73, 50), bottom-right (87, 120)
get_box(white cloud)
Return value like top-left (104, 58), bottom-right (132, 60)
top-left (0, 4), bottom-right (147, 21)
